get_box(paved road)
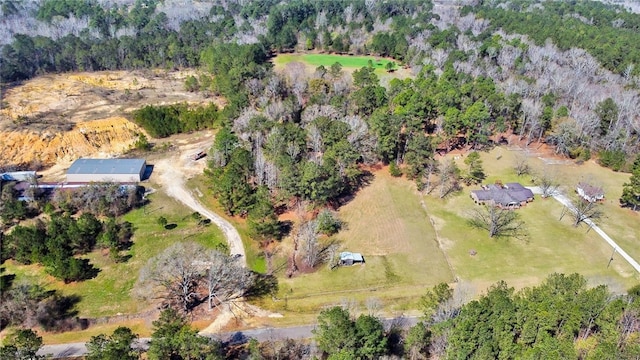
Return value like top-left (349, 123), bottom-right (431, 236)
top-left (155, 158), bottom-right (246, 266)
top-left (528, 187), bottom-right (640, 273)
top-left (38, 316), bottom-right (419, 358)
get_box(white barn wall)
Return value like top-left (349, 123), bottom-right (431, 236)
top-left (66, 173), bottom-right (143, 183)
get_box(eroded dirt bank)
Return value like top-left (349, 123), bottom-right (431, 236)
top-left (0, 69), bottom-right (220, 169)
top-left (1, 117), bottom-right (141, 169)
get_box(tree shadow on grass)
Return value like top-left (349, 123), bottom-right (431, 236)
top-left (244, 273), bottom-right (278, 299)
top-left (278, 220), bottom-right (293, 238)
top-left (334, 170), bottom-right (374, 209)
top-left (37, 294), bottom-right (83, 332)
top-left (0, 269), bottom-right (16, 292)
top-left (164, 223), bottom-right (178, 230)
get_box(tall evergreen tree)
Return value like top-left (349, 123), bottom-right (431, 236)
top-left (620, 155), bottom-right (640, 211)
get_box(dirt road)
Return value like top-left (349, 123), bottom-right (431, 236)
top-left (153, 134), bottom-right (246, 267)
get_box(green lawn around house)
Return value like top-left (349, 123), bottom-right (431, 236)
top-left (428, 147), bottom-right (640, 292)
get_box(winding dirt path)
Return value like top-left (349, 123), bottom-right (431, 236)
top-left (152, 135), bottom-right (246, 267)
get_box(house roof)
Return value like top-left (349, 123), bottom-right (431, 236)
top-left (472, 183), bottom-right (534, 206)
top-left (505, 182), bottom-right (526, 191)
top-left (340, 252), bottom-right (363, 262)
top-left (577, 182), bottom-right (604, 197)
top-left (67, 158), bottom-right (146, 175)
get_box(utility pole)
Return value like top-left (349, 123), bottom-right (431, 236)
top-left (607, 248), bottom-right (617, 268)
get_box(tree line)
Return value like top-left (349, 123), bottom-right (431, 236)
top-left (131, 103), bottom-right (221, 138)
top-left (466, 0), bottom-right (640, 76)
top-left (1, 182), bottom-right (143, 283)
top-left (4, 272), bottom-right (639, 359)
top-left (1, 0), bottom-right (229, 82)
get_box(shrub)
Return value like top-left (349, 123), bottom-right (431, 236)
top-left (598, 149), bottom-right (627, 171)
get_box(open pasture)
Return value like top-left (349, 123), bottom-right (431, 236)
top-left (263, 170), bottom-right (455, 317)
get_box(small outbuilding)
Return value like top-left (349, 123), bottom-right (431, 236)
top-left (1, 171), bottom-right (37, 182)
top-left (66, 158), bottom-right (146, 183)
top-left (339, 252), bottom-right (365, 266)
top-left (576, 182), bottom-right (604, 203)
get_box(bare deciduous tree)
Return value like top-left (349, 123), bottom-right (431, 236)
top-left (138, 242), bottom-right (206, 312)
top-left (138, 242), bottom-right (256, 312)
top-left (536, 169), bottom-right (560, 198)
top-left (559, 197), bottom-right (604, 227)
top-left (513, 153), bottom-right (532, 177)
top-left (468, 206), bottom-right (527, 239)
top-left (205, 250), bottom-right (254, 310)
top-left (298, 219), bottom-right (321, 268)
top-left (438, 159), bottom-right (461, 199)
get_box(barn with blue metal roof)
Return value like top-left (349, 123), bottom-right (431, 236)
top-left (66, 158), bottom-right (146, 183)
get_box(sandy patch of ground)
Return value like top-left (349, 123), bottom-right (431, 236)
top-left (2, 116), bottom-right (141, 170)
top-left (1, 69), bottom-right (221, 127)
top-left (0, 69), bottom-right (224, 170)
top-left (199, 302), bottom-right (283, 335)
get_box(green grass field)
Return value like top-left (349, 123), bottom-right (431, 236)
top-left (3, 190), bottom-right (226, 319)
top-left (259, 171), bottom-right (454, 319)
top-left (274, 53), bottom-right (397, 70)
top-left (272, 53), bottom-right (412, 87)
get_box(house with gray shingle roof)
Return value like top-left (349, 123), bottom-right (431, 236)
top-left (470, 182), bottom-right (534, 209)
top-left (576, 182), bottom-right (604, 203)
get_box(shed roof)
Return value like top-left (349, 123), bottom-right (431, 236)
top-left (340, 252), bottom-right (364, 262)
top-left (1, 171), bottom-right (36, 181)
top-left (67, 158), bottom-right (145, 175)
top-left (577, 182), bottom-right (604, 197)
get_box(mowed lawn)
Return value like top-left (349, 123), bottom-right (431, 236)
top-left (3, 190), bottom-right (226, 319)
top-left (272, 53), bottom-right (412, 86)
top-left (427, 146), bottom-right (640, 292)
top-left (476, 146), bottom-right (640, 266)
top-left (274, 53), bottom-right (397, 70)
top-left (265, 171), bottom-right (455, 317)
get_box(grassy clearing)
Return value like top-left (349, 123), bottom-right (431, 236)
top-left (260, 171), bottom-right (454, 317)
top-left (272, 53), bottom-right (412, 87)
top-left (40, 320), bottom-right (151, 345)
top-left (429, 147), bottom-right (640, 292)
top-left (186, 175), bottom-right (266, 273)
top-left (274, 53), bottom-right (397, 70)
top-left (475, 146), bottom-right (640, 264)
top-left (3, 190), bottom-right (226, 318)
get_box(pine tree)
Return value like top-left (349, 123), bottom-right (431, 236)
top-left (620, 155), bottom-right (640, 211)
top-left (247, 186), bottom-right (280, 242)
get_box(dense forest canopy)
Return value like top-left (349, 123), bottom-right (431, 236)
top-left (0, 0), bottom-right (638, 161)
